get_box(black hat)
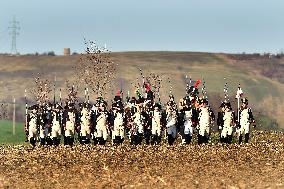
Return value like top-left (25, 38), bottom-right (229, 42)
top-left (241, 98), bottom-right (248, 104)
top-left (147, 90), bottom-right (154, 100)
top-left (154, 103), bottom-right (161, 110)
top-left (188, 86), bottom-right (199, 96)
top-left (114, 96), bottom-right (121, 102)
top-left (225, 102), bottom-right (231, 108)
top-left (28, 104), bottom-right (38, 110)
top-left (220, 101), bottom-right (226, 108)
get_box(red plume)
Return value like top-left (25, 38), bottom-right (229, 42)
top-left (145, 83), bottom-right (151, 92)
top-left (194, 80), bottom-right (201, 88)
top-left (116, 89), bottom-right (121, 96)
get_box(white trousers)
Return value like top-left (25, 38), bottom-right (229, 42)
top-left (80, 125), bottom-right (91, 137)
top-left (28, 122), bottom-right (37, 140)
top-left (96, 124), bottom-right (108, 140)
top-left (167, 125), bottom-right (177, 138)
top-left (112, 125), bottom-right (124, 139)
top-left (199, 122), bottom-right (210, 137)
top-left (65, 121), bottom-right (75, 137)
top-left (239, 122), bottom-right (250, 135)
top-left (51, 121), bottom-right (61, 138)
top-left (221, 126), bottom-right (233, 138)
top-left (152, 123), bottom-right (161, 136)
top-left (184, 120), bottom-right (193, 136)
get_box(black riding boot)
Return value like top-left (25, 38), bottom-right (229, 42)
top-left (93, 137), bottom-right (98, 145)
top-left (238, 135), bottom-right (243, 144)
top-left (198, 134), bottom-right (203, 144)
top-left (169, 134), bottom-right (175, 145)
top-left (145, 129), bottom-right (151, 145)
top-left (64, 136), bottom-right (68, 145)
top-left (157, 136), bottom-right (162, 145)
top-left (220, 137), bottom-right (225, 143)
top-left (67, 136), bottom-right (74, 146)
top-left (53, 137), bottom-right (59, 146)
top-left (40, 138), bottom-right (45, 145)
top-left (227, 135), bottom-right (233, 144)
top-left (46, 137), bottom-right (53, 145)
top-left (245, 133), bottom-right (250, 143)
top-left (114, 136), bottom-right (120, 144)
top-left (120, 137), bottom-right (124, 144)
top-left (203, 136), bottom-right (209, 144)
top-left (151, 135), bottom-right (157, 145)
top-left (98, 137), bottom-right (106, 145)
top-left (81, 136), bottom-right (87, 144)
top-left (30, 137), bottom-right (36, 147)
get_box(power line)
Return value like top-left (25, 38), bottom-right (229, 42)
top-left (8, 16), bottom-right (20, 55)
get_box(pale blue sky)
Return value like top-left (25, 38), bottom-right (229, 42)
top-left (0, 0), bottom-right (283, 54)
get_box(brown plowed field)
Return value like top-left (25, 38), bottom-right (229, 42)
top-left (0, 131), bottom-right (284, 189)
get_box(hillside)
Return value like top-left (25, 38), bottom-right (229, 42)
top-left (0, 52), bottom-right (283, 129)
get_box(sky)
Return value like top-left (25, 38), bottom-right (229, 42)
top-left (0, 0), bottom-right (283, 55)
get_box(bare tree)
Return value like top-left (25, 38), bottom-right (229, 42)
top-left (30, 73), bottom-right (52, 105)
top-left (65, 80), bottom-right (79, 104)
top-left (75, 40), bottom-right (116, 99)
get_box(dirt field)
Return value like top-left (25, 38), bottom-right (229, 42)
top-left (0, 131), bottom-right (283, 189)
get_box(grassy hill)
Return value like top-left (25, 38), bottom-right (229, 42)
top-left (0, 120), bottom-right (25, 144)
top-left (0, 52), bottom-right (283, 129)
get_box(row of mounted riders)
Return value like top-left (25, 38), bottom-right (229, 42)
top-left (25, 93), bottom-right (255, 147)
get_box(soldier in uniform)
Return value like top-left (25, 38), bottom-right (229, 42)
top-left (197, 98), bottom-right (215, 144)
top-left (165, 101), bottom-right (178, 145)
top-left (95, 100), bottom-right (109, 145)
top-left (238, 98), bottom-right (256, 144)
top-left (151, 103), bottom-right (162, 145)
top-left (38, 104), bottom-right (47, 145)
top-left (62, 102), bottom-right (76, 145)
top-left (90, 99), bottom-right (101, 144)
top-left (179, 97), bottom-right (198, 144)
top-left (26, 105), bottom-right (39, 146)
top-left (217, 102), bottom-right (226, 143)
top-left (220, 102), bottom-right (236, 144)
top-left (79, 103), bottom-right (92, 144)
top-left (143, 100), bottom-right (153, 145)
top-left (51, 103), bottom-right (63, 145)
top-left (43, 102), bottom-right (53, 145)
top-left (111, 95), bottom-right (125, 145)
top-left (131, 100), bottom-right (146, 145)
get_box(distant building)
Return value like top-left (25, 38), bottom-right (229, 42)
top-left (64, 48), bottom-right (71, 56)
